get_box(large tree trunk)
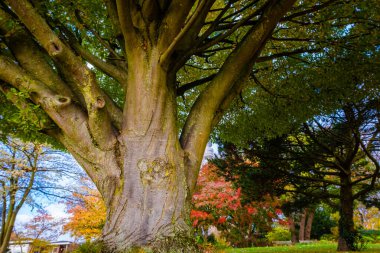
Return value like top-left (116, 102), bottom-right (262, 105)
top-left (337, 176), bottom-right (356, 251)
top-left (74, 52), bottom-right (201, 252)
top-left (101, 144), bottom-right (193, 252)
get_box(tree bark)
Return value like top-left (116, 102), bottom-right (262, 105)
top-left (288, 217), bottom-right (299, 244)
top-left (100, 146), bottom-right (193, 252)
top-left (305, 209), bottom-right (314, 240)
top-left (75, 52), bottom-right (200, 252)
top-left (298, 209), bottom-right (307, 241)
top-left (337, 175), bottom-right (356, 251)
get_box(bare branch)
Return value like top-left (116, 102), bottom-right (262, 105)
top-left (282, 0), bottom-right (340, 22)
top-left (256, 48), bottom-right (319, 63)
top-left (176, 74), bottom-right (217, 97)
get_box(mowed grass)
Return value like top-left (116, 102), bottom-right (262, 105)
top-left (218, 242), bottom-right (380, 253)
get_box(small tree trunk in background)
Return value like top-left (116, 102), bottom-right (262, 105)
top-left (298, 209), bottom-right (307, 241)
top-left (337, 176), bottom-right (356, 251)
top-left (288, 217), bottom-right (298, 244)
top-left (305, 209), bottom-right (315, 240)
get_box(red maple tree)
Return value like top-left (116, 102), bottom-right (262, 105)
top-left (191, 164), bottom-right (285, 247)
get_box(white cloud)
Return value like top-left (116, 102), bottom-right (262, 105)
top-left (15, 213), bottom-right (33, 224)
top-left (45, 203), bottom-right (70, 219)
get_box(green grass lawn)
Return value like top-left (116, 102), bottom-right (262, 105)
top-left (219, 242), bottom-right (380, 253)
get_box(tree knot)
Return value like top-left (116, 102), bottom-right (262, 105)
top-left (138, 158), bottom-right (174, 186)
top-left (94, 96), bottom-right (106, 108)
top-left (47, 39), bottom-right (62, 56)
top-left (54, 95), bottom-right (71, 107)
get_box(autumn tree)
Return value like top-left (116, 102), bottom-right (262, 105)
top-left (18, 212), bottom-right (64, 241)
top-left (191, 164), bottom-right (284, 247)
top-left (0, 0), bottom-right (378, 251)
top-left (64, 185), bottom-right (106, 241)
top-left (15, 212), bottom-right (65, 253)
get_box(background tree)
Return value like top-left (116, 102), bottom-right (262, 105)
top-left (214, 98), bottom-right (380, 251)
top-left (0, 0), bottom-right (378, 251)
top-left (64, 184), bottom-right (106, 241)
top-left (0, 139), bottom-right (39, 253)
top-left (15, 212), bottom-right (65, 253)
top-left (0, 138), bottom-right (83, 253)
top-left (17, 212), bottom-right (64, 241)
top-left (191, 164), bottom-right (284, 247)
top-left (311, 205), bottom-right (337, 240)
top-left (354, 203), bottom-right (380, 231)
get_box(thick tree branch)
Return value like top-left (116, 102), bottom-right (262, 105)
top-left (160, 0), bottom-right (209, 65)
top-left (49, 130), bottom-right (122, 196)
top-left (115, 0), bottom-right (139, 54)
top-left (157, 1), bottom-right (197, 51)
top-left (0, 8), bottom-right (73, 98)
top-left (63, 30), bottom-right (128, 83)
top-left (180, 0), bottom-right (297, 192)
top-left (8, 0), bottom-right (118, 149)
top-left (0, 54), bottom-right (59, 100)
top-left (0, 54), bottom-right (115, 154)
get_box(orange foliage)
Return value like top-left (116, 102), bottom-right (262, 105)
top-left (64, 187), bottom-right (106, 240)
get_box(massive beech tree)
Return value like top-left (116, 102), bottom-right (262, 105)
top-left (0, 0), bottom-right (377, 251)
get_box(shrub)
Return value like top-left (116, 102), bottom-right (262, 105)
top-left (360, 230), bottom-right (380, 243)
top-left (320, 234), bottom-right (336, 241)
top-left (73, 241), bottom-right (102, 253)
top-left (311, 207), bottom-right (337, 240)
top-left (265, 227), bottom-right (291, 242)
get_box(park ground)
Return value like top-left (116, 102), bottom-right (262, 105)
top-left (217, 242), bottom-right (380, 253)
